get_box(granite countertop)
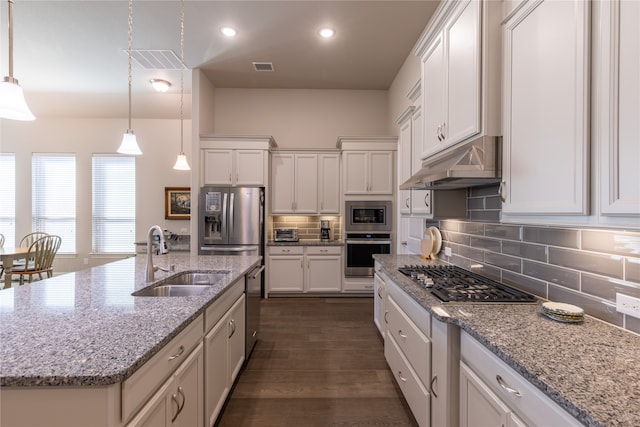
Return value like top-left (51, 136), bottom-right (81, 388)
top-left (374, 254), bottom-right (640, 427)
top-left (0, 253), bottom-right (260, 388)
top-left (267, 239), bottom-right (344, 246)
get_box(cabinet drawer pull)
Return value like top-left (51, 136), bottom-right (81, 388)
top-left (496, 375), bottom-right (522, 397)
top-left (398, 371), bottom-right (407, 382)
top-left (405, 198), bottom-right (410, 208)
top-left (384, 311), bottom-right (389, 324)
top-left (377, 288), bottom-right (382, 298)
top-left (398, 329), bottom-right (407, 339)
top-left (168, 345), bottom-right (185, 361)
top-left (430, 375), bottom-right (438, 398)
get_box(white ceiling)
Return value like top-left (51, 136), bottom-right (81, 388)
top-left (1, 0), bottom-right (440, 116)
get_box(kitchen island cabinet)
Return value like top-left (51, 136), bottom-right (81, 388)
top-left (0, 254), bottom-right (260, 427)
top-left (373, 254), bottom-right (640, 427)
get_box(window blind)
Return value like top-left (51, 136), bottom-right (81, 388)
top-left (0, 154), bottom-right (16, 247)
top-left (32, 154), bottom-right (76, 253)
top-left (92, 155), bottom-right (136, 253)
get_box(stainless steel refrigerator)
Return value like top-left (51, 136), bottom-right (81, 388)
top-left (199, 186), bottom-right (264, 256)
top-left (199, 186), bottom-right (264, 355)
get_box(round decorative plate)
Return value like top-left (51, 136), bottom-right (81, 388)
top-left (427, 226), bottom-right (442, 257)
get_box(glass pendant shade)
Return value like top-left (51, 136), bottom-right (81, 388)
top-left (0, 78), bottom-right (35, 121)
top-left (117, 130), bottom-right (142, 155)
top-left (173, 152), bottom-right (190, 170)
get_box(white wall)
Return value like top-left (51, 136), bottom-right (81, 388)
top-left (1, 117), bottom-right (192, 272)
top-left (213, 88), bottom-right (391, 148)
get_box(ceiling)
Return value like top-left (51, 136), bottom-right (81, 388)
top-left (1, 1), bottom-right (440, 116)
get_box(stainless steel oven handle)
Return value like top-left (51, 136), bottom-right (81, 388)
top-left (346, 240), bottom-right (392, 245)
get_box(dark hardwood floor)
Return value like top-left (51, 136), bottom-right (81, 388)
top-left (216, 297), bottom-right (418, 427)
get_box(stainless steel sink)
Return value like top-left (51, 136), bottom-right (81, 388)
top-left (135, 284), bottom-right (213, 297)
top-left (132, 271), bottom-right (230, 297)
top-left (164, 272), bottom-right (229, 286)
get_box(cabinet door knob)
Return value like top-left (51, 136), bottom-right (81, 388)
top-left (397, 371), bottom-right (407, 382)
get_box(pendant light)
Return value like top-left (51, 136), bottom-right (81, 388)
top-left (117, 0), bottom-right (142, 155)
top-left (0, 0), bottom-right (35, 121)
top-left (172, 0), bottom-right (190, 170)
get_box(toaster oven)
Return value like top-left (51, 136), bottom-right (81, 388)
top-left (274, 228), bottom-right (299, 242)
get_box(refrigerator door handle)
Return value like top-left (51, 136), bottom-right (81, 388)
top-left (221, 192), bottom-right (228, 239)
top-left (229, 192), bottom-right (235, 236)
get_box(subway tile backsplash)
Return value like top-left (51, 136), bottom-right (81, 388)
top-left (432, 187), bottom-right (640, 333)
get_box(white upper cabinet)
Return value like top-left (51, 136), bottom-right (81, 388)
top-left (271, 153), bottom-right (318, 214)
top-left (339, 137), bottom-right (396, 196)
top-left (501, 0), bottom-right (590, 216)
top-left (318, 154), bottom-right (341, 214)
top-left (200, 136), bottom-right (275, 187)
top-left (271, 151), bottom-right (340, 214)
top-left (416, 0), bottom-right (500, 159)
top-left (202, 149), bottom-right (265, 186)
top-left (595, 0), bottom-right (640, 218)
top-left (397, 108), bottom-right (414, 215)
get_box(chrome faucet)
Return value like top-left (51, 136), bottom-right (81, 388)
top-left (146, 225), bottom-right (170, 282)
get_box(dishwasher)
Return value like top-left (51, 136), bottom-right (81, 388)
top-left (245, 264), bottom-right (264, 357)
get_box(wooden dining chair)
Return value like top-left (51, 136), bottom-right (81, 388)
top-left (19, 231), bottom-right (49, 248)
top-left (10, 235), bottom-right (62, 286)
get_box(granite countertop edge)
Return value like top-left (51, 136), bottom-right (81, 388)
top-left (0, 253), bottom-right (261, 388)
top-left (373, 254), bottom-right (637, 427)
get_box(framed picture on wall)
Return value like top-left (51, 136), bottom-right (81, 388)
top-left (165, 187), bottom-right (191, 220)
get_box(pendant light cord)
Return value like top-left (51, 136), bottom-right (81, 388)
top-left (7, 0), bottom-right (14, 78)
top-left (179, 0), bottom-right (185, 153)
top-left (127, 0), bottom-right (133, 131)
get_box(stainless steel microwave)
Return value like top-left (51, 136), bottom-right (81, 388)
top-left (344, 200), bottom-right (393, 232)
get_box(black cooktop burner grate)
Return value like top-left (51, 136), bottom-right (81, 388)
top-left (398, 265), bottom-right (536, 303)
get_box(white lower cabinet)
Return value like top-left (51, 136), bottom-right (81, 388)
top-left (373, 267), bottom-right (387, 336)
top-left (384, 276), bottom-right (432, 427)
top-left (204, 293), bottom-right (246, 426)
top-left (460, 331), bottom-right (583, 427)
top-left (267, 245), bottom-right (342, 294)
top-left (127, 343), bottom-right (204, 427)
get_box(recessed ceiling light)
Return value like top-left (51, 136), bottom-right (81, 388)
top-left (149, 79), bottom-right (171, 92)
top-left (319, 28), bottom-right (335, 38)
top-left (221, 27), bottom-right (237, 37)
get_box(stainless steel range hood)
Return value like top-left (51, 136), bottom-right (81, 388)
top-left (400, 136), bottom-right (502, 190)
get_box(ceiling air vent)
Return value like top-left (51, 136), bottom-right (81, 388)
top-left (252, 62), bottom-right (274, 72)
top-left (129, 49), bottom-right (185, 70)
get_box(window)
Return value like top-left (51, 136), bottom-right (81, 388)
top-left (32, 154), bottom-right (76, 253)
top-left (92, 155), bottom-right (135, 253)
top-left (0, 154), bottom-right (16, 247)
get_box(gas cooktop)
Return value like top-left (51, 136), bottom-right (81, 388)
top-left (398, 265), bottom-right (537, 303)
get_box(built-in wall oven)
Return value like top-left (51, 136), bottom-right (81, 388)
top-left (344, 201), bottom-right (393, 277)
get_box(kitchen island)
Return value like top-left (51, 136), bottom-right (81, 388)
top-left (374, 254), bottom-right (640, 427)
top-left (0, 253), bottom-right (260, 426)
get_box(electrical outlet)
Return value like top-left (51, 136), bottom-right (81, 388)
top-left (616, 293), bottom-right (640, 319)
top-left (444, 247), bottom-right (452, 257)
